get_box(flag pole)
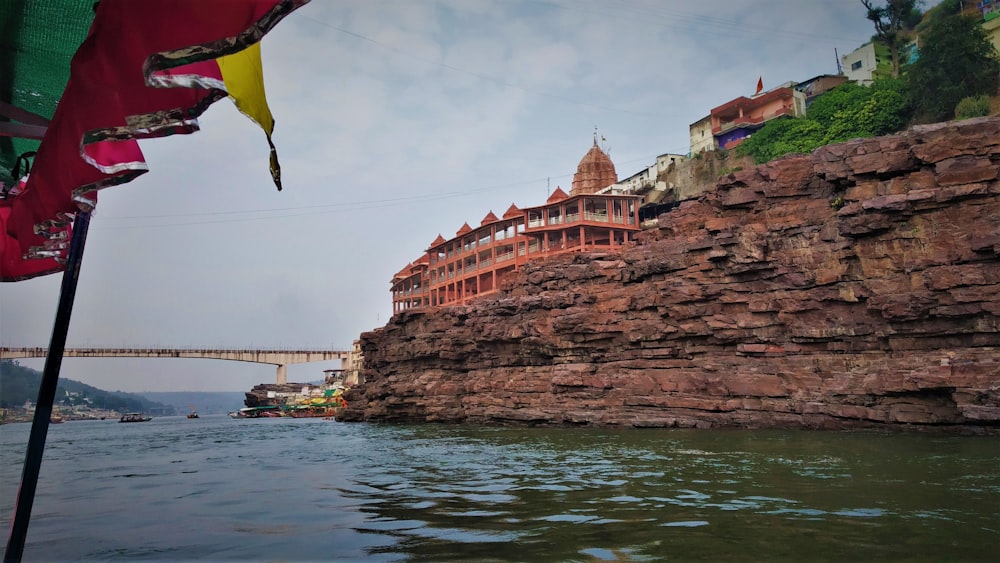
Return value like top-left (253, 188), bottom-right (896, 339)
top-left (4, 210), bottom-right (92, 563)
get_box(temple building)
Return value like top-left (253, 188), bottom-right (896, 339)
top-left (391, 139), bottom-right (643, 313)
top-left (570, 139), bottom-right (618, 195)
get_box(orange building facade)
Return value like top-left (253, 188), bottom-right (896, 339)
top-left (391, 141), bottom-right (642, 313)
top-left (710, 86), bottom-right (806, 150)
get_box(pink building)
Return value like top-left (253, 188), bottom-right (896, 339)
top-left (710, 86), bottom-right (806, 150)
top-left (391, 141), bottom-right (642, 313)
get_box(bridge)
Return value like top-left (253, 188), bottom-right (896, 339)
top-left (0, 347), bottom-right (354, 385)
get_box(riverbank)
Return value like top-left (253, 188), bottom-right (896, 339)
top-left (341, 116), bottom-right (1000, 431)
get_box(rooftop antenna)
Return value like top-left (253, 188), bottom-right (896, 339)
top-left (835, 48), bottom-right (843, 74)
top-left (547, 177), bottom-right (550, 197)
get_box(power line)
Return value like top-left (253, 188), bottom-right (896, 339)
top-left (294, 12), bottom-right (678, 119)
top-left (94, 151), bottom-right (682, 229)
top-left (534, 0), bottom-right (870, 46)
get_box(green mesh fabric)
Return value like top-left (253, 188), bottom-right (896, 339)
top-left (0, 0), bottom-right (95, 186)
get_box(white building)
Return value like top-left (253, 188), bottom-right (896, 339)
top-left (600, 153), bottom-right (685, 196)
top-left (689, 114), bottom-right (715, 155)
top-left (841, 42), bottom-right (878, 84)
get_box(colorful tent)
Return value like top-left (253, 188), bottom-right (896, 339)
top-left (1, 0), bottom-right (304, 280)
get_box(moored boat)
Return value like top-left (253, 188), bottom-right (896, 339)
top-left (119, 413), bottom-right (152, 423)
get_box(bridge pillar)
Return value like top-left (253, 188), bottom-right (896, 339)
top-left (276, 364), bottom-right (287, 385)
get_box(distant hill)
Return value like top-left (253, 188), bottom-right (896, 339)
top-left (140, 391), bottom-right (247, 415)
top-left (0, 359), bottom-right (173, 414)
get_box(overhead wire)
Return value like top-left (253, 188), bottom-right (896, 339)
top-left (99, 0), bottom-right (858, 230)
top-left (94, 150), bottom-right (681, 228)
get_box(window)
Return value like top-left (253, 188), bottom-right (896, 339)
top-left (851, 60), bottom-right (862, 71)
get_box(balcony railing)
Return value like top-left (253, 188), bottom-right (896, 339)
top-left (496, 251), bottom-right (514, 263)
top-left (712, 106), bottom-right (793, 135)
top-left (583, 211), bottom-right (608, 222)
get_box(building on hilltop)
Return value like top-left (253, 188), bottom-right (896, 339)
top-left (840, 38), bottom-right (920, 85)
top-left (390, 140), bottom-right (642, 313)
top-left (841, 42), bottom-right (880, 84)
top-left (600, 152), bottom-right (686, 198)
top-left (794, 74), bottom-right (849, 107)
top-left (983, 10), bottom-right (1000, 55)
top-left (689, 74), bottom-right (850, 156)
top-left (689, 114), bottom-right (715, 155)
top-left (709, 83), bottom-right (807, 150)
top-left (688, 80), bottom-right (808, 154)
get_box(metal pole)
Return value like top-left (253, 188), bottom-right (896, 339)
top-left (4, 211), bottom-right (91, 562)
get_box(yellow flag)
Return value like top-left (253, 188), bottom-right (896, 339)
top-left (217, 42), bottom-right (281, 190)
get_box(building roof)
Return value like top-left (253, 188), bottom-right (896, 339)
top-left (546, 186), bottom-right (569, 203)
top-left (710, 87), bottom-right (794, 118)
top-left (502, 203), bottom-right (521, 219)
top-left (570, 140), bottom-right (618, 196)
top-left (429, 233), bottom-right (446, 249)
top-left (480, 210), bottom-right (499, 226)
top-left (392, 262), bottom-right (413, 281)
top-left (456, 222), bottom-right (473, 236)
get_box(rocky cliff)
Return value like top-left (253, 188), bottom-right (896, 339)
top-left (340, 117), bottom-right (1000, 431)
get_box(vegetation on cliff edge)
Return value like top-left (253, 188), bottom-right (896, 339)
top-left (736, 2), bottom-right (999, 165)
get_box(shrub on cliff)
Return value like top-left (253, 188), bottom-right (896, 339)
top-left (733, 118), bottom-right (825, 165)
top-left (736, 79), bottom-right (911, 164)
top-left (955, 95), bottom-right (992, 119)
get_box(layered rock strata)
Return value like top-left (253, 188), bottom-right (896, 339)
top-left (340, 117), bottom-right (1000, 431)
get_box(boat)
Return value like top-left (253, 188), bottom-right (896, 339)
top-left (230, 406), bottom-right (283, 418)
top-left (186, 406), bottom-right (199, 419)
top-left (50, 415), bottom-right (64, 424)
top-left (119, 413), bottom-right (152, 423)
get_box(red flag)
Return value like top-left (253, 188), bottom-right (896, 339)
top-left (3, 0), bottom-right (308, 280)
top-left (0, 199), bottom-right (69, 282)
top-left (755, 76), bottom-right (764, 95)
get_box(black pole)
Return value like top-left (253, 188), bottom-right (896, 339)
top-left (4, 211), bottom-right (91, 563)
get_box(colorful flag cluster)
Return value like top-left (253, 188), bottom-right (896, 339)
top-left (1, 0), bottom-right (309, 282)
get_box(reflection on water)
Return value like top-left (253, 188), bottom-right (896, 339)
top-left (1, 417), bottom-right (997, 561)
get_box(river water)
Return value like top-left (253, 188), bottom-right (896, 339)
top-left (1, 416), bottom-right (997, 561)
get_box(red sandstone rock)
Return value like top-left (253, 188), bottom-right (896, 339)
top-left (341, 117), bottom-right (1000, 432)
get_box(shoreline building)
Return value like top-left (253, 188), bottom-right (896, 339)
top-left (391, 139), bottom-right (643, 313)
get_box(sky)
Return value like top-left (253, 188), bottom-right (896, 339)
top-left (0, 0), bottom-right (877, 392)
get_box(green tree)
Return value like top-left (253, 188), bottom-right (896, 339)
top-left (908, 12), bottom-right (1000, 122)
top-left (861, 0), bottom-right (922, 77)
top-left (735, 118), bottom-right (825, 164)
